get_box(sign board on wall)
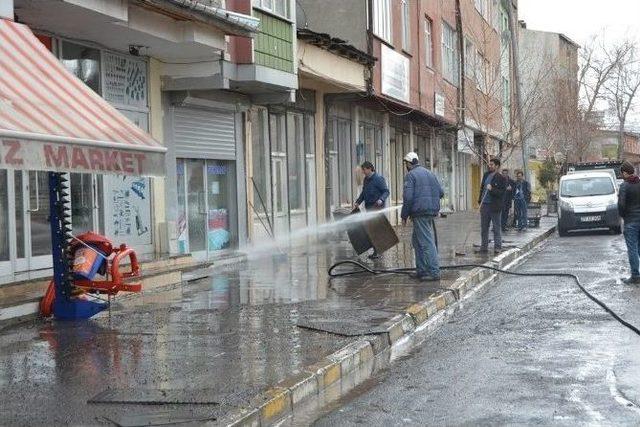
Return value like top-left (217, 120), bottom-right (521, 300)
top-left (381, 44), bottom-right (410, 103)
top-left (104, 175), bottom-right (152, 247)
top-left (434, 93), bottom-right (445, 117)
top-left (457, 127), bottom-right (474, 154)
top-left (103, 52), bottom-right (148, 109)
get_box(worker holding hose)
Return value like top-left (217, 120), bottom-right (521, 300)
top-left (401, 152), bottom-right (444, 281)
top-left (354, 161), bottom-right (389, 259)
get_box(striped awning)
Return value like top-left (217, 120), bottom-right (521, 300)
top-left (0, 18), bottom-right (166, 176)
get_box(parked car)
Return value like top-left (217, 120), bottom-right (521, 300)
top-left (555, 171), bottom-right (621, 237)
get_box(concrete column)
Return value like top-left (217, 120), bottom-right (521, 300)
top-left (148, 58), bottom-right (168, 255)
top-left (314, 89), bottom-right (326, 223)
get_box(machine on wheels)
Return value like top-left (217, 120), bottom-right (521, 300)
top-left (38, 174), bottom-right (143, 319)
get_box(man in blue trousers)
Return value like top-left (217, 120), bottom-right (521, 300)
top-left (401, 152), bottom-right (444, 282)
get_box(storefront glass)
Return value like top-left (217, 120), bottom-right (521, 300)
top-left (177, 158), bottom-right (236, 256)
top-left (61, 42), bottom-right (101, 94)
top-left (0, 170), bottom-right (8, 261)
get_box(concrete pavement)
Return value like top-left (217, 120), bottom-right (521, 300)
top-left (313, 231), bottom-right (640, 426)
top-left (0, 212), bottom-right (556, 425)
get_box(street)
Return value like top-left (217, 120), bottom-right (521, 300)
top-left (313, 231), bottom-right (640, 425)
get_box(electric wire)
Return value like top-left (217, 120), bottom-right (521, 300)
top-left (327, 259), bottom-right (640, 337)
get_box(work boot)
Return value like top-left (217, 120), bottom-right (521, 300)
top-left (420, 275), bottom-right (441, 282)
top-left (474, 248), bottom-right (489, 254)
top-left (622, 276), bottom-right (640, 285)
top-left (368, 252), bottom-right (380, 260)
top-left (494, 248), bottom-right (503, 255)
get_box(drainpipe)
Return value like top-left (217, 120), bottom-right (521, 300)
top-left (506, 0), bottom-right (527, 179)
top-left (454, 0), bottom-right (466, 129)
top-left (366, 0), bottom-right (374, 96)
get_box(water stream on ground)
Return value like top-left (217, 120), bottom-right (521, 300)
top-left (243, 205), bottom-right (402, 259)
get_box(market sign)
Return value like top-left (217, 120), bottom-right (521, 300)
top-left (0, 138), bottom-right (165, 176)
top-left (381, 44), bottom-right (410, 103)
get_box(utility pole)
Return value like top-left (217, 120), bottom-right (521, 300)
top-left (505, 0), bottom-right (527, 179)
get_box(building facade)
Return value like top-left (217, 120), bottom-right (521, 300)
top-left (2, 0), bottom-right (258, 281)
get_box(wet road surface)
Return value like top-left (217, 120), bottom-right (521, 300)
top-left (314, 231), bottom-right (640, 426)
top-left (0, 213), bottom-right (553, 425)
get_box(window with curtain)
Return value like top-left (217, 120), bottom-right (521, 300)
top-left (441, 21), bottom-right (459, 86)
top-left (464, 38), bottom-right (476, 81)
top-left (401, 0), bottom-right (410, 51)
top-left (424, 18), bottom-right (433, 68)
top-left (371, 0), bottom-right (391, 43)
top-left (256, 0), bottom-right (288, 18)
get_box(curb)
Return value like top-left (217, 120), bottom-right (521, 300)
top-left (224, 225), bottom-right (557, 426)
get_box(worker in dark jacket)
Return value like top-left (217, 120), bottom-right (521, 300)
top-left (477, 158), bottom-right (507, 254)
top-left (354, 161), bottom-right (389, 211)
top-left (354, 161), bottom-right (389, 259)
top-left (618, 161), bottom-right (640, 284)
top-left (401, 152), bottom-right (444, 281)
top-left (501, 169), bottom-right (515, 231)
top-left (513, 170), bottom-right (531, 231)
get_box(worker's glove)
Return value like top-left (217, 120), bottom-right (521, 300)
top-left (375, 199), bottom-right (383, 207)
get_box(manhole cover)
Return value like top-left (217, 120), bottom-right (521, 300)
top-left (89, 389), bottom-right (221, 405)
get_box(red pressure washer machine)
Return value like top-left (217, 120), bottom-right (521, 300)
top-left (40, 231), bottom-right (142, 318)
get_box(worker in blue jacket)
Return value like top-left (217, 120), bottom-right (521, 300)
top-left (401, 152), bottom-right (444, 281)
top-left (354, 161), bottom-right (389, 258)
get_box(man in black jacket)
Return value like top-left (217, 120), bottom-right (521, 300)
top-left (477, 158), bottom-right (507, 254)
top-left (618, 161), bottom-right (640, 284)
top-left (501, 169), bottom-right (515, 231)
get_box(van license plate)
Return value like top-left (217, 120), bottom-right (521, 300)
top-left (581, 216), bottom-right (600, 222)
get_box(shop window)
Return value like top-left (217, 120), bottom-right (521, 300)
top-left (0, 170), bottom-right (8, 261)
top-left (287, 113), bottom-right (305, 213)
top-left (61, 42), bottom-right (101, 95)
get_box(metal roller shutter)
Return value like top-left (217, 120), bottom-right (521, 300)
top-left (173, 106), bottom-right (236, 160)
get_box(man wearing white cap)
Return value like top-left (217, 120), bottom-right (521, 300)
top-left (401, 152), bottom-right (444, 281)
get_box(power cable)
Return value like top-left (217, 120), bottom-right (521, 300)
top-left (327, 259), bottom-right (640, 337)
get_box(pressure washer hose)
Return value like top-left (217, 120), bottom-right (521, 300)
top-left (327, 259), bottom-right (640, 337)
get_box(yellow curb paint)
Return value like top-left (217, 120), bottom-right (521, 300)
top-left (323, 363), bottom-right (341, 386)
top-left (406, 303), bottom-right (428, 324)
top-left (261, 389), bottom-right (290, 422)
top-left (435, 294), bottom-right (446, 309)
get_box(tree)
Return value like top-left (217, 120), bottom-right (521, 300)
top-left (537, 157), bottom-right (558, 191)
top-left (604, 45), bottom-right (640, 159)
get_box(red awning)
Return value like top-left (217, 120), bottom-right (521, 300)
top-left (0, 18), bottom-right (166, 176)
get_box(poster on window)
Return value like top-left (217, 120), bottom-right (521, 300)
top-left (104, 175), bottom-right (152, 247)
top-left (103, 52), bottom-right (148, 108)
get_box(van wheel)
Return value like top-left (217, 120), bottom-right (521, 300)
top-left (558, 226), bottom-right (568, 237)
top-left (611, 226), bottom-right (622, 235)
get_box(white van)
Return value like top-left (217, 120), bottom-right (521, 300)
top-left (556, 171), bottom-right (621, 236)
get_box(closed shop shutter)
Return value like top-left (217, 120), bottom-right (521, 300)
top-left (173, 106), bottom-right (236, 160)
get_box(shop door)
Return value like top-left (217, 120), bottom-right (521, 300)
top-left (186, 159), bottom-right (207, 259)
top-left (178, 159), bottom-right (236, 260)
top-left (271, 155), bottom-right (289, 234)
top-left (14, 171), bottom-right (102, 274)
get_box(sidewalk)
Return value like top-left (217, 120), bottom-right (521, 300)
top-left (0, 212), bottom-right (557, 426)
